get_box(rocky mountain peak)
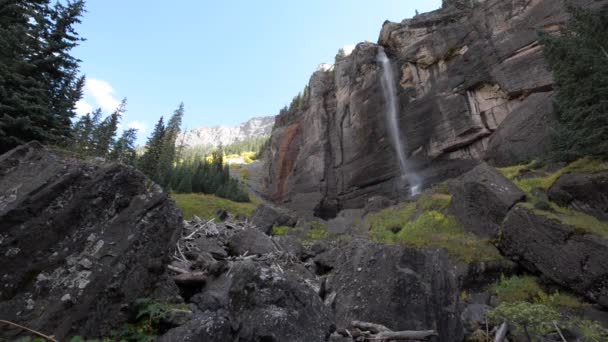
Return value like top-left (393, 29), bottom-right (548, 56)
top-left (180, 116), bottom-right (275, 148)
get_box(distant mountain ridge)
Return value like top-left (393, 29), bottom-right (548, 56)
top-left (180, 116), bottom-right (275, 148)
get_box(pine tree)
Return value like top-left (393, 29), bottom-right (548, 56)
top-left (92, 99), bottom-right (125, 157)
top-left (138, 117), bottom-right (166, 183)
top-left (110, 128), bottom-right (137, 164)
top-left (540, 4), bottom-right (608, 160)
top-left (157, 103), bottom-right (184, 188)
top-left (0, 0), bottom-right (86, 153)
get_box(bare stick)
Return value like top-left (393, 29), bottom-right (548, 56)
top-left (184, 219), bottom-right (215, 240)
top-left (351, 321), bottom-right (391, 333)
top-left (0, 320), bottom-right (58, 342)
top-left (485, 315), bottom-right (489, 342)
top-left (494, 321), bottom-right (508, 342)
top-left (367, 330), bottom-right (438, 340)
top-left (553, 321), bottom-right (567, 342)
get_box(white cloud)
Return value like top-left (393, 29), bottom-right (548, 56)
top-left (85, 78), bottom-right (120, 112)
top-left (342, 44), bottom-right (356, 56)
top-left (75, 99), bottom-right (93, 116)
top-left (126, 120), bottom-right (147, 133)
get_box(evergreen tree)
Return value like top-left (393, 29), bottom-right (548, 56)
top-left (175, 168), bottom-right (192, 193)
top-left (138, 117), bottom-right (166, 183)
top-left (157, 103), bottom-right (184, 188)
top-left (0, 0), bottom-right (86, 153)
top-left (92, 99), bottom-right (125, 157)
top-left (540, 4), bottom-right (608, 159)
top-left (110, 128), bottom-right (137, 164)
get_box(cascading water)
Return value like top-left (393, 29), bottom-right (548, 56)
top-left (377, 47), bottom-right (422, 196)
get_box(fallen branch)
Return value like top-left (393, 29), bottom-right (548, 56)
top-left (173, 271), bottom-right (207, 286)
top-left (351, 321), bottom-right (391, 333)
top-left (0, 320), bottom-right (58, 342)
top-left (184, 218), bottom-right (215, 240)
top-left (553, 320), bottom-right (567, 342)
top-left (368, 330), bottom-right (438, 340)
top-left (351, 321), bottom-right (437, 341)
top-left (167, 264), bottom-right (190, 274)
top-left (494, 321), bottom-right (508, 342)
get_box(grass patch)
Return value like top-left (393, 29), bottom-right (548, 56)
top-left (491, 275), bottom-right (543, 303)
top-left (367, 203), bottom-right (504, 263)
top-left (490, 275), bottom-right (585, 310)
top-left (498, 160), bottom-right (537, 180)
top-left (172, 193), bottom-right (258, 220)
top-left (418, 193), bottom-right (452, 211)
top-left (307, 221), bottom-right (329, 241)
top-left (272, 226), bottom-right (291, 236)
top-left (505, 158), bottom-right (607, 195)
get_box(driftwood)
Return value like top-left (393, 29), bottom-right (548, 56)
top-left (494, 321), bottom-right (508, 342)
top-left (350, 321), bottom-right (437, 341)
top-left (172, 271), bottom-right (207, 286)
top-left (369, 330), bottom-right (438, 340)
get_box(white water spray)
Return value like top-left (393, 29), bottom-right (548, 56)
top-left (377, 47), bottom-right (421, 196)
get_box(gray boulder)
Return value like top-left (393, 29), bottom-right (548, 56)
top-left (227, 228), bottom-right (276, 256)
top-left (449, 163), bottom-right (525, 238)
top-left (325, 239), bottom-right (465, 341)
top-left (161, 260), bottom-right (333, 342)
top-left (499, 206), bottom-right (608, 307)
top-left (548, 172), bottom-right (608, 221)
top-left (251, 204), bottom-right (297, 234)
top-left (0, 142), bottom-right (183, 340)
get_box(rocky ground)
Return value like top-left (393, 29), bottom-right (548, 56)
top-left (2, 143), bottom-right (608, 341)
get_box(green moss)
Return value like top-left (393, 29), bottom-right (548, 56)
top-left (498, 161), bottom-right (536, 180)
top-left (418, 193), bottom-right (452, 211)
top-left (307, 221), bottom-right (329, 241)
top-left (519, 202), bottom-right (608, 239)
top-left (432, 182), bottom-right (451, 195)
top-left (490, 275), bottom-right (586, 310)
top-left (272, 226), bottom-right (291, 236)
top-left (490, 275), bottom-right (544, 303)
top-left (367, 203), bottom-right (416, 244)
top-left (171, 193), bottom-right (258, 220)
top-left (369, 208), bottom-right (503, 263)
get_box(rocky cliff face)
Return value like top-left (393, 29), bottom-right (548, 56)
top-left (264, 0), bottom-right (607, 218)
top-left (180, 116), bottom-right (275, 148)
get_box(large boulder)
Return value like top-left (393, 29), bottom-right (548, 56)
top-left (0, 143), bottom-right (183, 340)
top-left (548, 172), bottom-right (608, 221)
top-left (227, 227), bottom-right (276, 256)
top-left (251, 204), bottom-right (298, 234)
top-left (499, 205), bottom-right (608, 307)
top-left (160, 260), bottom-right (333, 342)
top-left (449, 163), bottom-right (525, 238)
top-left (324, 239), bottom-right (465, 341)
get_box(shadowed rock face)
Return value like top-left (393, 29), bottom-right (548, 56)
top-left (0, 142), bottom-right (183, 340)
top-left (264, 0), bottom-right (608, 218)
top-left (499, 206), bottom-right (608, 308)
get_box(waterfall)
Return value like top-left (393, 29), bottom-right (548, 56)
top-left (377, 47), bottom-right (421, 196)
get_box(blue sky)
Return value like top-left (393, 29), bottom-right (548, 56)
top-left (73, 0), bottom-right (442, 143)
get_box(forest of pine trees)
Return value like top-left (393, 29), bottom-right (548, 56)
top-left (0, 1), bottom-right (251, 202)
top-left (0, 0), bottom-right (86, 153)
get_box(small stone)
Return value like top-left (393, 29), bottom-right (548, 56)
top-left (78, 258), bottom-right (93, 269)
top-left (61, 293), bottom-right (72, 302)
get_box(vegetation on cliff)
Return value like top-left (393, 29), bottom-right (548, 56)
top-left (540, 4), bottom-right (608, 160)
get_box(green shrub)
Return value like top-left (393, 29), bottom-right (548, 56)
top-left (490, 275), bottom-right (543, 303)
top-left (488, 302), bottom-right (561, 337)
